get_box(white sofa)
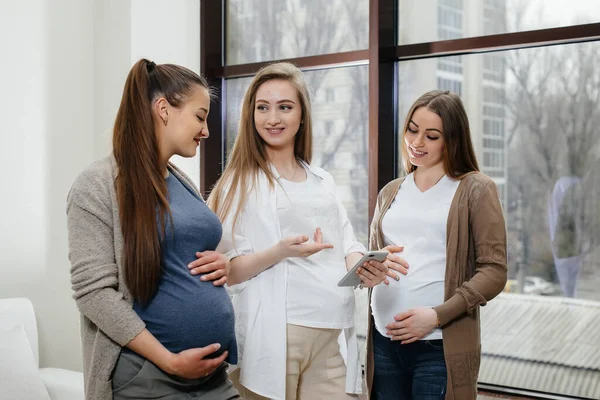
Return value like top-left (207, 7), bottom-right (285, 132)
top-left (0, 297), bottom-right (84, 400)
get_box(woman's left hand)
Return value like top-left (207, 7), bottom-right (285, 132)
top-left (188, 251), bottom-right (229, 286)
top-left (385, 307), bottom-right (438, 344)
top-left (356, 259), bottom-right (389, 288)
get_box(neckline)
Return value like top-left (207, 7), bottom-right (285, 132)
top-left (275, 163), bottom-right (308, 184)
top-left (409, 172), bottom-right (448, 194)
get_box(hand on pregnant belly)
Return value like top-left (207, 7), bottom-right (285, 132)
top-left (385, 307), bottom-right (438, 344)
top-left (382, 245), bottom-right (410, 284)
top-left (188, 251), bottom-right (230, 286)
top-left (167, 343), bottom-right (228, 379)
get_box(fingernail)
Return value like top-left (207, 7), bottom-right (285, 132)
top-left (200, 276), bottom-right (206, 281)
top-left (188, 264), bottom-right (193, 269)
top-left (215, 344), bottom-right (221, 350)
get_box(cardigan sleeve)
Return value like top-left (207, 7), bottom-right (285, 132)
top-left (369, 190), bottom-right (384, 251)
top-left (67, 173), bottom-right (145, 346)
top-left (434, 179), bottom-right (508, 326)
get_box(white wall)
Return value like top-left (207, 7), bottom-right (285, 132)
top-left (0, 0), bottom-right (201, 371)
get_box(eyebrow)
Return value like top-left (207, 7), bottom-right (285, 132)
top-left (409, 120), bottom-right (442, 134)
top-left (256, 99), bottom-right (297, 104)
top-left (197, 107), bottom-right (208, 113)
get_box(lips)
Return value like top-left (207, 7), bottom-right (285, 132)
top-left (408, 146), bottom-right (427, 157)
top-left (266, 128), bottom-right (285, 135)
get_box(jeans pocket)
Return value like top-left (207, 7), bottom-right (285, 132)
top-left (423, 340), bottom-right (444, 352)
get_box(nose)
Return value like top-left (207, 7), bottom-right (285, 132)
top-left (412, 132), bottom-right (425, 147)
top-left (200, 126), bottom-right (209, 138)
top-left (267, 110), bottom-right (281, 125)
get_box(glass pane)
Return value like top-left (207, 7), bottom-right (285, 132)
top-left (226, 0), bottom-right (369, 65)
top-left (396, 41), bottom-right (600, 398)
top-left (398, 0), bottom-right (600, 45)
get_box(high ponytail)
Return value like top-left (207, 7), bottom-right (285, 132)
top-left (113, 59), bottom-right (209, 304)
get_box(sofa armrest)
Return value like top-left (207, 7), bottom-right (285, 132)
top-left (39, 368), bottom-right (84, 400)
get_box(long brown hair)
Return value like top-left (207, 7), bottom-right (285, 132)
top-left (113, 58), bottom-right (209, 304)
top-left (400, 90), bottom-right (480, 179)
top-left (208, 62), bottom-right (312, 232)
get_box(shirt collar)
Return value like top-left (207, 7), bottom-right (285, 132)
top-left (269, 159), bottom-right (324, 181)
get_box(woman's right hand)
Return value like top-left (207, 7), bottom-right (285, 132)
top-left (277, 227), bottom-right (334, 258)
top-left (383, 245), bottom-right (409, 284)
top-left (164, 343), bottom-right (228, 379)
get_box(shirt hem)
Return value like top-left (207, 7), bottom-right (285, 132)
top-left (286, 318), bottom-right (354, 330)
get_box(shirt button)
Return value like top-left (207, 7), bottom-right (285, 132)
top-left (188, 392), bottom-right (197, 398)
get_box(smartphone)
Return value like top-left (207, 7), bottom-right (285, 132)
top-left (337, 250), bottom-right (389, 287)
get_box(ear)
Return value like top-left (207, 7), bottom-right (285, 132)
top-left (154, 97), bottom-right (170, 125)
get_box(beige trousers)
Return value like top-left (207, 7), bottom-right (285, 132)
top-left (229, 324), bottom-right (357, 400)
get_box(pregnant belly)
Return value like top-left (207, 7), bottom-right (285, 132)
top-left (134, 283), bottom-right (236, 356)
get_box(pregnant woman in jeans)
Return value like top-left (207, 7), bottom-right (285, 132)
top-left (366, 90), bottom-right (508, 400)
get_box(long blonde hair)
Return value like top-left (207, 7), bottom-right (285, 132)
top-left (208, 62), bottom-right (313, 231)
top-left (400, 90), bottom-right (479, 179)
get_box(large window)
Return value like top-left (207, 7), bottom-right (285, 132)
top-left (201, 1), bottom-right (600, 398)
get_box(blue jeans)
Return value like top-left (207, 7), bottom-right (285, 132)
top-left (372, 329), bottom-right (447, 400)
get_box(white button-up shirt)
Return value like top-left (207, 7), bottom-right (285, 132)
top-left (217, 162), bottom-right (365, 400)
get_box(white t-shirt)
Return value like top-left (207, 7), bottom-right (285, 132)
top-left (371, 172), bottom-right (460, 340)
top-left (277, 169), bottom-right (355, 329)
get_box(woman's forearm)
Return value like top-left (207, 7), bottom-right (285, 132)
top-left (345, 251), bottom-right (365, 272)
top-left (228, 244), bottom-right (286, 285)
top-left (126, 329), bottom-right (176, 374)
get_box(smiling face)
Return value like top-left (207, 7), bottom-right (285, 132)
top-left (253, 79), bottom-right (303, 153)
top-left (157, 85), bottom-right (210, 160)
top-left (404, 106), bottom-right (445, 170)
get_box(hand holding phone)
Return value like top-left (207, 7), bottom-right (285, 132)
top-left (337, 250), bottom-right (389, 287)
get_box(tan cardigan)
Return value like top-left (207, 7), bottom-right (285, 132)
top-left (365, 172), bottom-right (508, 400)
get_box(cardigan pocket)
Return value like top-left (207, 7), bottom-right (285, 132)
top-left (446, 349), bottom-right (480, 388)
